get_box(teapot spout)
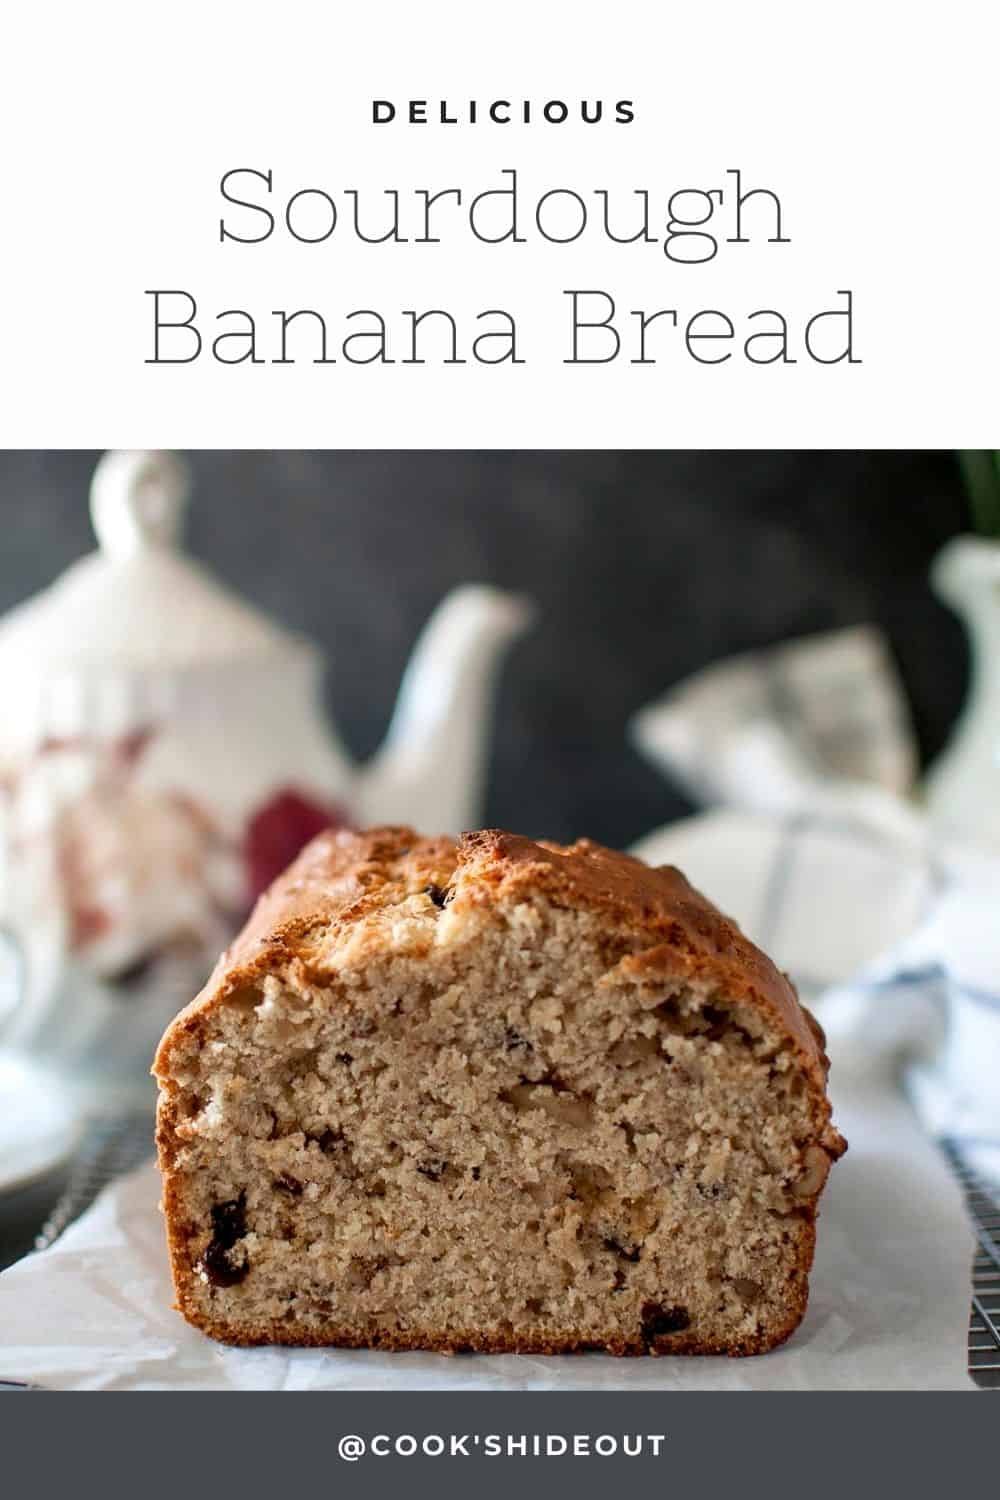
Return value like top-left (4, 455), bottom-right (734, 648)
top-left (358, 585), bottom-right (534, 835)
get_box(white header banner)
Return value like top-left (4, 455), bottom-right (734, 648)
top-left (0, 1), bottom-right (995, 447)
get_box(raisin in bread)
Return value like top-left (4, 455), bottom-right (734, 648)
top-left (154, 826), bottom-right (845, 1356)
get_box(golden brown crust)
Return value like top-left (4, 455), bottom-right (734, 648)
top-left (154, 825), bottom-right (844, 1355)
top-left (156, 826), bottom-right (841, 1125)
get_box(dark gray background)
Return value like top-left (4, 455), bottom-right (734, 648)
top-left (0, 451), bottom-right (969, 846)
top-left (0, 1390), bottom-right (992, 1473)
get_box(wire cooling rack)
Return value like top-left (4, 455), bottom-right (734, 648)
top-left (33, 1110), bottom-right (155, 1254)
top-left (940, 1137), bottom-right (1000, 1389)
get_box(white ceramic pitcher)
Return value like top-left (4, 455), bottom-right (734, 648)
top-left (924, 535), bottom-right (1000, 851)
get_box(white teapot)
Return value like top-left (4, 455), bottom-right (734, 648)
top-left (0, 450), bottom-right (532, 1063)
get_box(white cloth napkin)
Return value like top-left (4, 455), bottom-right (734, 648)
top-left (630, 624), bottom-right (1000, 1182)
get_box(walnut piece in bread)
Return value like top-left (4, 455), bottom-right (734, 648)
top-left (154, 827), bottom-right (845, 1356)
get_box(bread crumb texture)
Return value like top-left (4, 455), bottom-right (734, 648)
top-left (154, 827), bottom-right (845, 1356)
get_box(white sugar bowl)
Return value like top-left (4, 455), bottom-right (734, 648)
top-left (0, 451), bottom-right (531, 1099)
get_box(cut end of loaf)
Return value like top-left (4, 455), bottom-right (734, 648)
top-left (154, 827), bottom-right (845, 1357)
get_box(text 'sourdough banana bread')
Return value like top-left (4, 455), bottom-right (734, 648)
top-left (154, 826), bottom-right (845, 1356)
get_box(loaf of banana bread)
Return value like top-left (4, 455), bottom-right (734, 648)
top-left (154, 826), bottom-right (845, 1355)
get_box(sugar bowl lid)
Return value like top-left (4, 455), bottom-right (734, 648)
top-left (0, 450), bottom-right (308, 677)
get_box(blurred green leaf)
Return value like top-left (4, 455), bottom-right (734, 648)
top-left (957, 450), bottom-right (1000, 536)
